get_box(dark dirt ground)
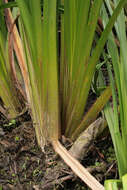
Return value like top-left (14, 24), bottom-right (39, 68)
top-left (0, 110), bottom-right (118, 190)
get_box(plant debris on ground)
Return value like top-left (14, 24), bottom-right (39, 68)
top-left (0, 111), bottom-right (118, 190)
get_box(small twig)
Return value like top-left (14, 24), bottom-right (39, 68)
top-left (87, 162), bottom-right (107, 173)
top-left (105, 161), bottom-right (116, 176)
top-left (40, 175), bottom-right (73, 189)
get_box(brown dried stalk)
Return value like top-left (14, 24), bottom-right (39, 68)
top-left (52, 140), bottom-right (104, 190)
top-left (4, 0), bottom-right (30, 103)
